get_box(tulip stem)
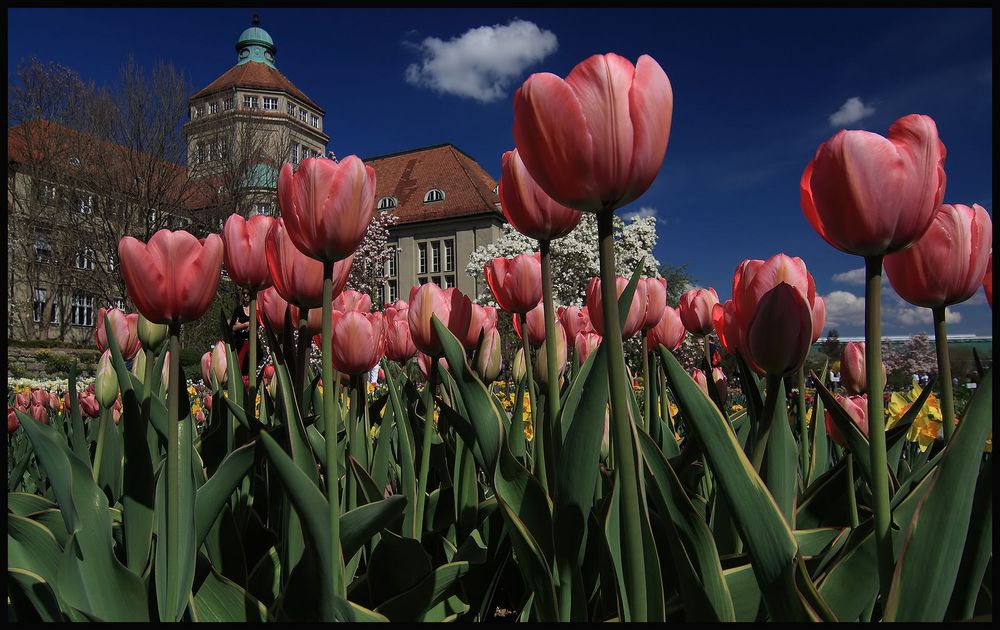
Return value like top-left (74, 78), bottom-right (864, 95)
top-left (846, 454), bottom-right (859, 529)
top-left (92, 407), bottom-right (110, 482)
top-left (864, 254), bottom-right (893, 601)
top-left (932, 306), bottom-right (955, 443)
top-left (296, 308), bottom-right (311, 405)
top-left (539, 239), bottom-right (560, 486)
top-left (249, 293), bottom-right (258, 412)
top-left (166, 322), bottom-right (181, 621)
top-left (414, 362), bottom-right (436, 538)
top-left (797, 368), bottom-right (809, 480)
top-left (597, 211), bottom-right (647, 621)
top-left (750, 374), bottom-right (782, 473)
top-left (642, 336), bottom-right (651, 432)
top-left (320, 263), bottom-right (345, 601)
top-left (520, 313), bottom-right (546, 493)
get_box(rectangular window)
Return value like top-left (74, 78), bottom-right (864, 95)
top-left (287, 102), bottom-right (296, 116)
top-left (444, 239), bottom-right (454, 272)
top-left (79, 195), bottom-right (93, 214)
top-left (430, 241), bottom-right (440, 273)
top-left (263, 96), bottom-right (278, 110)
top-left (75, 248), bottom-right (94, 271)
top-left (209, 102), bottom-right (218, 114)
top-left (418, 242), bottom-right (428, 275)
top-left (217, 138), bottom-right (228, 160)
top-left (299, 109), bottom-right (308, 122)
top-left (254, 202), bottom-right (273, 216)
top-left (113, 298), bottom-right (127, 311)
top-left (292, 143), bottom-right (299, 164)
top-left (243, 95), bottom-right (258, 109)
top-left (385, 250), bottom-right (397, 278)
top-left (34, 230), bottom-right (52, 263)
top-left (50, 293), bottom-right (60, 324)
top-left (445, 275), bottom-right (456, 289)
top-left (196, 143), bottom-right (205, 164)
top-left (311, 114), bottom-right (319, 128)
top-left (71, 293), bottom-right (95, 327)
top-left (387, 279), bottom-right (398, 304)
top-left (33, 288), bottom-right (46, 323)
top-left (223, 97), bottom-right (234, 111)
top-left (39, 183), bottom-right (57, 205)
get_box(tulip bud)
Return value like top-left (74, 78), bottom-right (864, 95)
top-left (825, 394), bottom-right (869, 446)
top-left (8, 406), bottom-right (19, 433)
top-left (31, 403), bottom-right (49, 425)
top-left (840, 342), bottom-right (886, 395)
top-left (475, 327), bottom-right (503, 384)
top-left (131, 348), bottom-right (147, 382)
top-left (95, 350), bottom-right (119, 408)
top-left (691, 369), bottom-right (709, 397)
top-left (512, 347), bottom-right (526, 383)
top-left (712, 367), bottom-right (728, 404)
top-left (137, 314), bottom-right (169, 354)
top-left (161, 351), bottom-right (171, 391)
top-left (745, 283), bottom-right (813, 377)
top-left (575, 331), bottom-right (602, 365)
top-left (211, 342), bottom-right (229, 387)
top-left (600, 407), bottom-right (611, 461)
top-left (534, 324), bottom-right (568, 388)
top-left (113, 398), bottom-right (122, 425)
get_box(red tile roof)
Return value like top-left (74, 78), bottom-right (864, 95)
top-left (365, 144), bottom-right (504, 226)
top-left (191, 61), bottom-right (322, 112)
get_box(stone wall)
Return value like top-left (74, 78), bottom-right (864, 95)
top-left (7, 346), bottom-right (101, 379)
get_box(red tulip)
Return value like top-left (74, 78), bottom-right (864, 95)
top-left (31, 389), bottom-right (48, 408)
top-left (223, 214), bottom-right (275, 290)
top-left (384, 302), bottom-right (417, 362)
top-left (801, 114), bottom-right (947, 257)
top-left (15, 390), bottom-right (30, 411)
top-left (78, 390), bottom-right (100, 418)
top-left (48, 392), bottom-right (59, 411)
top-left (512, 302), bottom-right (546, 347)
top-left (586, 275), bottom-right (648, 340)
top-left (407, 283), bottom-right (472, 356)
top-left (840, 342), bottom-right (886, 395)
top-left (499, 149), bottom-right (583, 241)
top-left (825, 394), bottom-right (869, 446)
top-left (484, 253), bottom-right (542, 315)
top-left (640, 277), bottom-right (667, 331)
top-left (575, 331), bottom-right (602, 364)
top-left (647, 305), bottom-right (686, 351)
top-left (194, 409), bottom-right (206, 424)
top-left (30, 403), bottom-right (49, 425)
top-left (95, 307), bottom-right (141, 360)
top-left (984, 254), bottom-right (992, 309)
top-left (678, 288), bottom-right (719, 337)
top-left (558, 305), bottom-right (594, 340)
top-left (745, 283), bottom-right (814, 377)
top-left (333, 289), bottom-right (372, 313)
top-left (204, 392), bottom-right (213, 411)
top-left (257, 286), bottom-right (294, 332)
top-left (262, 364), bottom-right (275, 386)
top-left (884, 203), bottom-right (992, 308)
top-left (329, 310), bottom-right (387, 375)
top-left (112, 398), bottom-right (123, 425)
top-left (513, 53), bottom-right (673, 213)
top-left (265, 219), bottom-right (354, 309)
top-left (8, 407), bottom-right (19, 433)
top-left (465, 303), bottom-right (498, 350)
top-left (118, 229), bottom-right (224, 324)
top-left (711, 300), bottom-right (740, 355)
top-left (277, 156), bottom-right (377, 262)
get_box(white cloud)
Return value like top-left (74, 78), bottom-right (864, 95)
top-left (828, 97), bottom-right (876, 127)
top-left (832, 267), bottom-right (889, 286)
top-left (822, 289), bottom-right (962, 329)
top-left (404, 19), bottom-right (558, 103)
top-left (621, 206), bottom-right (663, 224)
top-left (822, 290), bottom-right (866, 328)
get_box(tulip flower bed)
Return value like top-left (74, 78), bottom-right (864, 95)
top-left (7, 52), bottom-right (993, 623)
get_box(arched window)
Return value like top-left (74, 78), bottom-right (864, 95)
top-left (492, 184), bottom-right (499, 195)
top-left (423, 188), bottom-right (445, 203)
top-left (377, 196), bottom-right (398, 210)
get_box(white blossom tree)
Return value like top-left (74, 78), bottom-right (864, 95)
top-left (346, 207), bottom-right (399, 308)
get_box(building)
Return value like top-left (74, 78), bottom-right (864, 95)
top-left (6, 16), bottom-right (503, 344)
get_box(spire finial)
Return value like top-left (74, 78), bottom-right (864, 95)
top-left (251, 14), bottom-right (260, 27)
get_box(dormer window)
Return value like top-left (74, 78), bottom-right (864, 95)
top-left (263, 96), bottom-right (278, 110)
top-left (209, 102), bottom-right (219, 114)
top-left (69, 156), bottom-right (81, 167)
top-left (423, 188), bottom-right (445, 203)
top-left (492, 185), bottom-right (499, 195)
top-left (377, 196), bottom-right (398, 210)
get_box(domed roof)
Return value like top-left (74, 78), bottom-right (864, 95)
top-left (238, 26), bottom-right (273, 48)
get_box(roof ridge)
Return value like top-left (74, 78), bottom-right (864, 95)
top-left (363, 143), bottom-right (454, 163)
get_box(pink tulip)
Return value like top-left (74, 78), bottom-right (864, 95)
top-left (30, 403), bottom-right (49, 425)
top-left (586, 275), bottom-right (648, 340)
top-left (112, 398), bottom-right (122, 425)
top-left (31, 389), bottom-right (48, 408)
top-left (277, 155), bottom-right (377, 262)
top-left (840, 342), bottom-right (886, 395)
top-left (265, 218), bottom-right (354, 309)
top-left (512, 302), bottom-right (546, 347)
top-left (48, 392), bottom-right (59, 411)
top-left (801, 114), bottom-right (947, 257)
top-left (262, 364), bottom-right (275, 386)
top-left (223, 214), bottom-right (275, 290)
top-left (647, 305), bottom-right (686, 351)
top-left (711, 301), bottom-right (740, 355)
top-left (464, 303), bottom-right (498, 350)
top-left (811, 295), bottom-right (826, 344)
top-left (204, 392), bottom-right (213, 411)
top-left (78, 391), bottom-right (100, 418)
top-left (15, 391), bottom-right (30, 411)
top-left (384, 302), bottom-right (417, 362)
top-left (678, 288), bottom-right (720, 337)
top-left (417, 352), bottom-right (449, 382)
top-left (8, 407), bottom-right (19, 433)
top-left (201, 351), bottom-right (213, 385)
top-left (194, 409), bottom-right (206, 424)
top-left (499, 148), bottom-right (583, 241)
top-left (257, 286), bottom-right (293, 332)
top-left (558, 305), bottom-right (594, 340)
top-left (984, 254), bottom-right (992, 309)
top-left (745, 283), bottom-right (814, 377)
top-left (330, 310), bottom-right (387, 375)
top-left (884, 203), bottom-right (992, 308)
top-left (825, 394), bottom-right (869, 446)
top-left (407, 283), bottom-right (472, 356)
top-left (118, 229), bottom-right (224, 324)
top-left (211, 342), bottom-right (229, 386)
top-left (640, 277), bottom-right (667, 331)
top-left (484, 253), bottom-right (543, 315)
top-left (575, 331), bottom-right (602, 364)
top-left (691, 369), bottom-right (709, 397)
top-left (513, 53), bottom-right (673, 213)
top-left (95, 307), bottom-right (141, 360)
top-left (475, 327), bottom-right (504, 383)
top-left (333, 289), bottom-right (372, 313)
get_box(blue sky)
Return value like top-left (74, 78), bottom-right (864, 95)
top-left (8, 7), bottom-right (993, 337)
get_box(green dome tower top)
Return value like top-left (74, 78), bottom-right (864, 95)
top-left (236, 15), bottom-right (277, 68)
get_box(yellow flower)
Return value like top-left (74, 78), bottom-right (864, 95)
top-left (668, 403), bottom-right (679, 419)
top-left (370, 424), bottom-right (378, 440)
top-left (187, 385), bottom-right (197, 397)
top-left (523, 419), bottom-right (534, 442)
top-left (730, 403), bottom-right (745, 414)
top-left (368, 382), bottom-right (376, 393)
top-left (255, 392), bottom-right (261, 419)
